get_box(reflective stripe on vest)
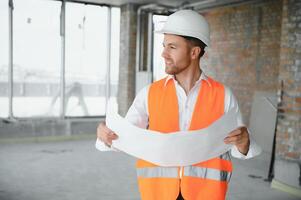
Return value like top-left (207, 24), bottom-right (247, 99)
top-left (137, 167), bottom-right (179, 178)
top-left (136, 152), bottom-right (231, 179)
top-left (183, 166), bottom-right (232, 182)
top-left (137, 165), bottom-right (232, 182)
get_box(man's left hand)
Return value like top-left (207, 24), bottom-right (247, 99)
top-left (224, 127), bottom-right (250, 155)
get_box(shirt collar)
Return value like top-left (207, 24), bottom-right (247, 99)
top-left (164, 72), bottom-right (211, 87)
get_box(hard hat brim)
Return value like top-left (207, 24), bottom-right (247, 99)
top-left (155, 29), bottom-right (210, 47)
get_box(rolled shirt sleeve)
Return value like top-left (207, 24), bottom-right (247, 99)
top-left (224, 86), bottom-right (262, 159)
top-left (95, 85), bottom-right (150, 151)
top-left (125, 85), bottom-right (149, 129)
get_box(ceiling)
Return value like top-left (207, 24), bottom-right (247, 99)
top-left (66, 0), bottom-right (251, 9)
top-left (68, 0), bottom-right (207, 7)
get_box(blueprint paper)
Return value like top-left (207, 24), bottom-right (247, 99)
top-left (96, 108), bottom-right (241, 167)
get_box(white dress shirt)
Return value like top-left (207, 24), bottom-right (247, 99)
top-left (99, 73), bottom-right (261, 159)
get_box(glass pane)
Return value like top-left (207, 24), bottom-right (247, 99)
top-left (109, 7), bottom-right (120, 112)
top-left (13, 0), bottom-right (61, 117)
top-left (153, 15), bottom-right (168, 81)
top-left (0, 0), bottom-right (9, 118)
top-left (65, 3), bottom-right (109, 116)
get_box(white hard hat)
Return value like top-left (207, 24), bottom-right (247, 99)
top-left (156, 10), bottom-right (210, 47)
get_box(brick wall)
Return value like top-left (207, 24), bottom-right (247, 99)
top-left (276, 0), bottom-right (301, 162)
top-left (200, 0), bottom-right (282, 124)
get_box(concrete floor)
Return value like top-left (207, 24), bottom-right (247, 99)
top-left (0, 139), bottom-right (299, 200)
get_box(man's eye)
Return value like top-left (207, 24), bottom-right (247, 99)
top-left (170, 46), bottom-right (176, 49)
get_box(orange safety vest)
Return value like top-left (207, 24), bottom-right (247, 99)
top-left (136, 77), bottom-right (233, 200)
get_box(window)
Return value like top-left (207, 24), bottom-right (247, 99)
top-left (0, 0), bottom-right (9, 118)
top-left (13, 0), bottom-right (61, 117)
top-left (65, 3), bottom-right (120, 116)
top-left (109, 7), bottom-right (120, 110)
top-left (1, 0), bottom-right (120, 118)
top-left (152, 15), bottom-right (168, 81)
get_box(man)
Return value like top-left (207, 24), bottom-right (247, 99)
top-left (97, 10), bottom-right (261, 200)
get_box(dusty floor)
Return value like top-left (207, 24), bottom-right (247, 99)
top-left (0, 139), bottom-right (299, 200)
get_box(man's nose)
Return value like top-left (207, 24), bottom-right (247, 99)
top-left (161, 48), bottom-right (168, 59)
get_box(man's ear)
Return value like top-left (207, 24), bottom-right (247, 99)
top-left (191, 46), bottom-right (201, 60)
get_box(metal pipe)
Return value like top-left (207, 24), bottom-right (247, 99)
top-left (181, 0), bottom-right (216, 9)
top-left (105, 7), bottom-right (111, 112)
top-left (140, 12), bottom-right (145, 71)
top-left (136, 4), bottom-right (174, 74)
top-left (8, 0), bottom-right (14, 120)
top-left (136, 4), bottom-right (169, 73)
top-left (135, 6), bottom-right (142, 73)
top-left (52, 0), bottom-right (116, 8)
top-left (146, 12), bottom-right (153, 75)
top-left (60, 0), bottom-right (66, 118)
top-left (181, 0), bottom-right (264, 12)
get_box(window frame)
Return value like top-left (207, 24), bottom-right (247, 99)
top-left (4, 0), bottom-right (120, 120)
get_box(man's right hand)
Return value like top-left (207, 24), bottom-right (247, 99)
top-left (96, 121), bottom-right (118, 147)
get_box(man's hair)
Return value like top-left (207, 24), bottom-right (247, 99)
top-left (182, 36), bottom-right (206, 59)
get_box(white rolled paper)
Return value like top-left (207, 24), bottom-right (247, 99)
top-left (96, 108), bottom-right (241, 167)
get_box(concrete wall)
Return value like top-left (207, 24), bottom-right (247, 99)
top-left (117, 4), bottom-right (138, 116)
top-left (0, 118), bottom-right (100, 138)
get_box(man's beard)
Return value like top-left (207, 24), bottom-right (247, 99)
top-left (165, 64), bottom-right (187, 75)
top-left (165, 65), bottom-right (177, 75)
